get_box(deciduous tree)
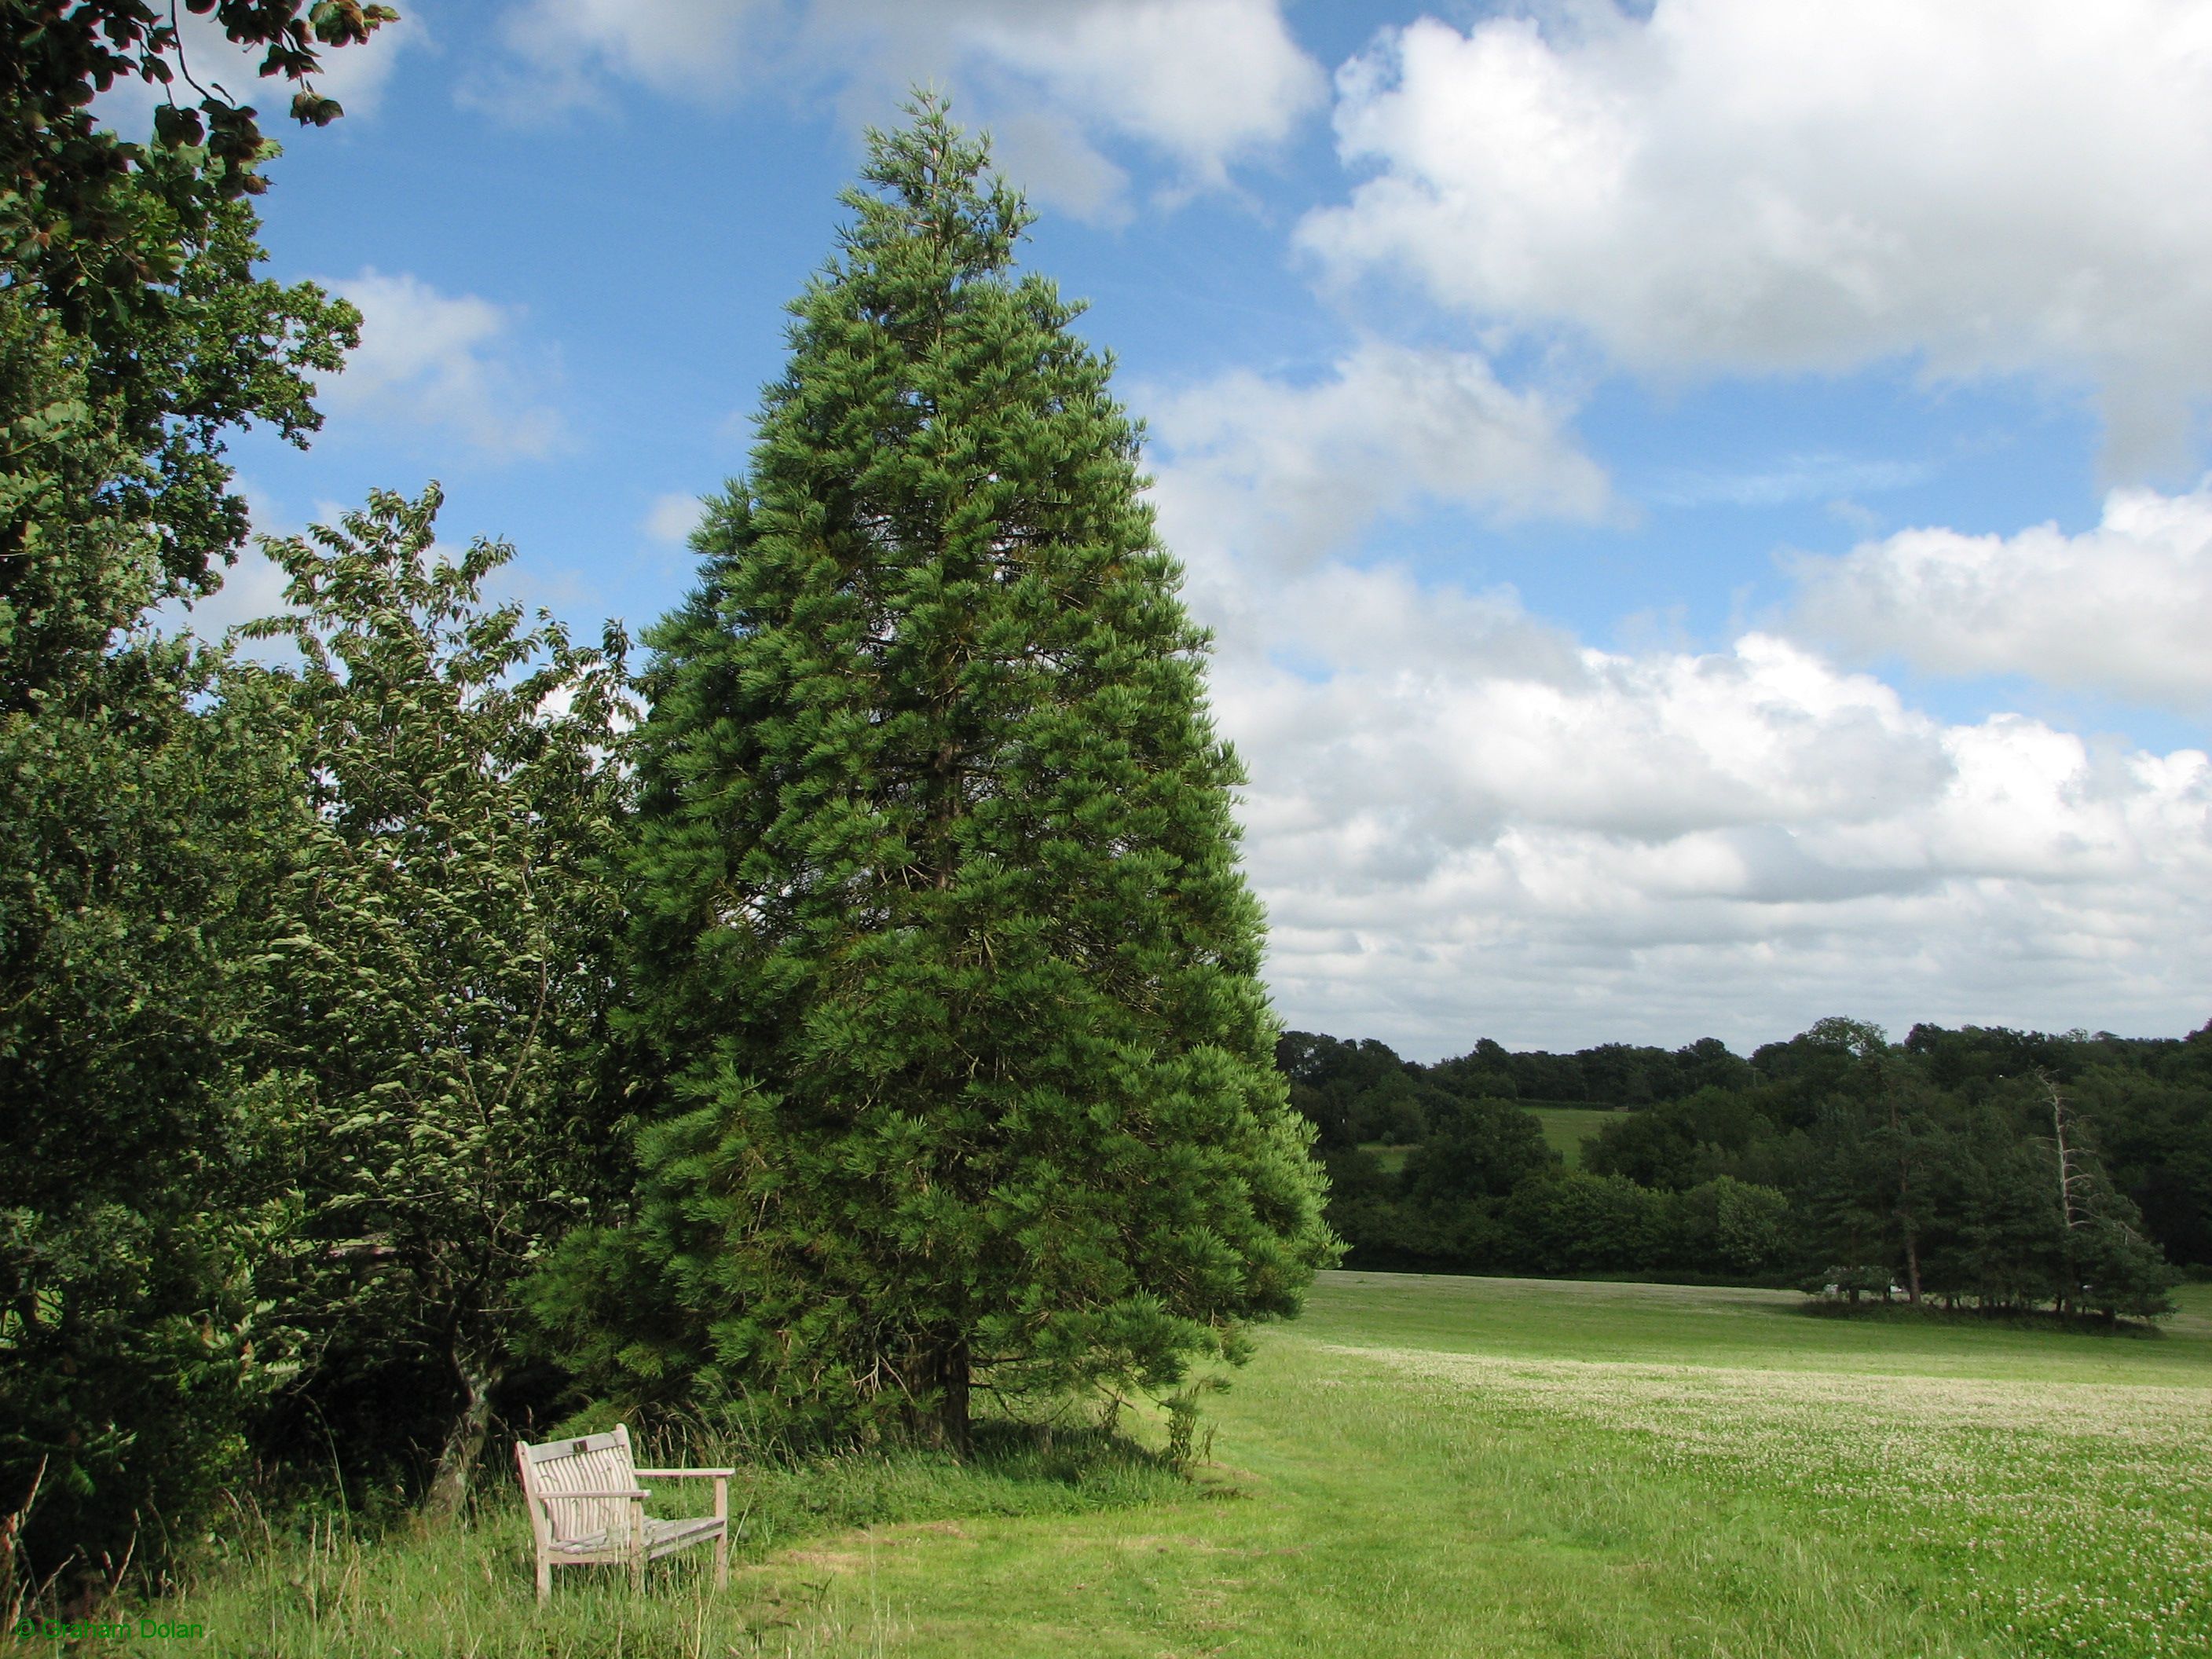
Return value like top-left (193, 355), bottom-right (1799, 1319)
top-left (239, 486), bottom-right (634, 1514)
top-left (1, 181), bottom-right (352, 1586)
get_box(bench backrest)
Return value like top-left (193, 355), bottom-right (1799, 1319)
top-left (516, 1425), bottom-right (638, 1544)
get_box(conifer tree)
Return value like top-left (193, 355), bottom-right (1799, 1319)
top-left (576, 100), bottom-right (1333, 1449)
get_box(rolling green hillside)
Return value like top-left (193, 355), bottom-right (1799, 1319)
top-left (1524, 1104), bottom-right (1625, 1167)
top-left (1365, 1105), bottom-right (1625, 1175)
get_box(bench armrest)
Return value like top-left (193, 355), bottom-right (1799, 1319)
top-left (632, 1468), bottom-right (737, 1479)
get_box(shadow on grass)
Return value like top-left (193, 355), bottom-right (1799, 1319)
top-left (699, 1417), bottom-right (1194, 1557)
top-left (1787, 1297), bottom-right (2170, 1338)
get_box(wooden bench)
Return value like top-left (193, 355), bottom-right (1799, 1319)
top-left (513, 1424), bottom-right (734, 1600)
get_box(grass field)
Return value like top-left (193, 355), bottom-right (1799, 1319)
top-left (1359, 1141), bottom-right (1414, 1174)
top-left (1363, 1108), bottom-right (1622, 1175)
top-left (1523, 1105), bottom-right (1624, 1166)
top-left (58, 1274), bottom-right (2211, 1657)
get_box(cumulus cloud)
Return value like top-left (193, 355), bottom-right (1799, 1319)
top-left (952, 0), bottom-right (1324, 187)
top-left (1791, 484), bottom-right (2212, 714)
top-left (642, 490), bottom-right (704, 545)
top-left (1210, 584), bottom-right (2212, 1056)
top-left (485, 0), bottom-right (1322, 214)
top-left (1140, 399), bottom-right (2212, 1055)
top-left (1144, 342), bottom-right (1612, 575)
top-left (983, 109), bottom-right (1133, 227)
top-left (1298, 1), bottom-right (2212, 472)
top-left (482, 0), bottom-right (770, 108)
top-left (313, 270), bottom-right (566, 460)
top-left (152, 544), bottom-right (295, 654)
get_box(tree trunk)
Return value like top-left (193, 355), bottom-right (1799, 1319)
top-left (2047, 1074), bottom-right (2085, 1231)
top-left (1888, 1085), bottom-right (1920, 1304)
top-left (423, 1353), bottom-right (503, 1520)
top-left (929, 1333), bottom-right (971, 1458)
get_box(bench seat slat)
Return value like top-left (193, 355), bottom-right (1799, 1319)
top-left (549, 1516), bottom-right (727, 1559)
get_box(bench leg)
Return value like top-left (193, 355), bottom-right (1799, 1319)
top-left (535, 1552), bottom-right (551, 1604)
top-left (713, 1476), bottom-right (730, 1590)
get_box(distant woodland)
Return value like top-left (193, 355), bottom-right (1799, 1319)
top-left (1283, 1020), bottom-right (2207, 1312)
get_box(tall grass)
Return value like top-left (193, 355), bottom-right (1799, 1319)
top-left (4, 1420), bottom-right (1191, 1657)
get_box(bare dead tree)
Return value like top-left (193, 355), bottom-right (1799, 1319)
top-left (2042, 1070), bottom-right (2093, 1232)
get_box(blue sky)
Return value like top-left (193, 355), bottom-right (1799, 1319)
top-left (163, 0), bottom-right (2212, 1059)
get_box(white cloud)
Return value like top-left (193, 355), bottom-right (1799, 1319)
top-left (485, 0), bottom-right (1322, 214)
top-left (270, 8), bottom-right (418, 115)
top-left (983, 109), bottom-right (1133, 229)
top-left (1791, 484), bottom-right (2212, 714)
top-left (1652, 454), bottom-right (1930, 511)
top-left (481, 0), bottom-right (771, 110)
top-left (956, 0), bottom-right (1324, 188)
top-left (642, 491), bottom-right (703, 545)
top-left (1210, 580), bottom-right (2212, 1056)
top-left (152, 543), bottom-right (295, 650)
top-left (1298, 1), bottom-right (2212, 473)
top-left (1144, 342), bottom-right (1612, 576)
top-left (1139, 401), bottom-right (2212, 1055)
top-left (313, 269), bottom-right (565, 460)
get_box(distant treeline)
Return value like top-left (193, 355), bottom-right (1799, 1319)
top-left (1282, 1019), bottom-right (2210, 1317)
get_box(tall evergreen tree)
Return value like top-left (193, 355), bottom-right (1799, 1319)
top-left (560, 100), bottom-right (1333, 1450)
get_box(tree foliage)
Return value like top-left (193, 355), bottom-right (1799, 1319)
top-left (548, 101), bottom-right (1334, 1450)
top-left (0, 624), bottom-right (301, 1588)
top-left (2, 1), bottom-right (396, 321)
top-left (236, 486), bottom-right (634, 1513)
top-left (0, 200), bottom-right (348, 1588)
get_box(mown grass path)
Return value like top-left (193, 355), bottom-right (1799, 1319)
top-left (738, 1275), bottom-right (2210, 1657)
top-left (97, 1274), bottom-right (2211, 1657)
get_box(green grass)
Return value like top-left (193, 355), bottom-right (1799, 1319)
top-left (1523, 1105), bottom-right (1625, 1166)
top-left (38, 1276), bottom-right (2210, 1657)
top-left (1361, 1107), bottom-right (1624, 1175)
top-left (1358, 1141), bottom-right (1413, 1174)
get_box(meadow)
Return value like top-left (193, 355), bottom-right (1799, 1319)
top-left (43, 1273), bottom-right (2208, 1658)
top-left (1364, 1104), bottom-right (1621, 1176)
top-left (1522, 1106), bottom-right (1622, 1167)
